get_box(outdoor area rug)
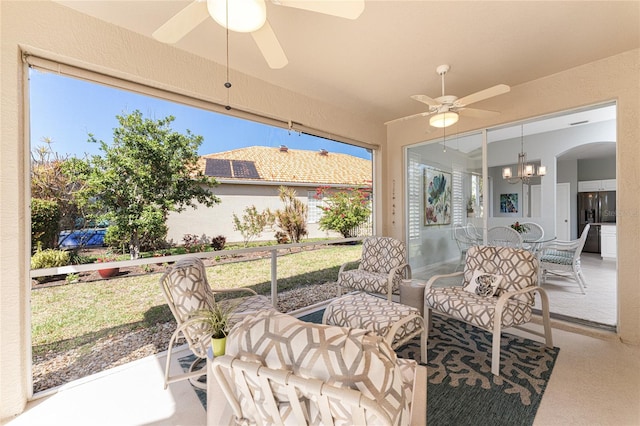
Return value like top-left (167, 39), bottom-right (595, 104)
top-left (179, 309), bottom-right (559, 426)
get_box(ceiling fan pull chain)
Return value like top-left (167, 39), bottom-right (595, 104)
top-left (224, 0), bottom-right (232, 110)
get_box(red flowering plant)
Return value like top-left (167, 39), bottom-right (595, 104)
top-left (316, 185), bottom-right (372, 238)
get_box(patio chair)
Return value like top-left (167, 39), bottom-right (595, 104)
top-left (539, 223), bottom-right (590, 294)
top-left (159, 257), bottom-right (275, 389)
top-left (487, 226), bottom-right (523, 248)
top-left (424, 245), bottom-right (553, 376)
top-left (337, 236), bottom-right (411, 301)
top-left (212, 310), bottom-right (427, 426)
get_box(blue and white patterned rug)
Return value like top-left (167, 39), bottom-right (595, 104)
top-left (180, 310), bottom-right (559, 425)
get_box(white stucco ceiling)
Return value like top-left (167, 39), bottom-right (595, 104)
top-left (55, 0), bottom-right (639, 129)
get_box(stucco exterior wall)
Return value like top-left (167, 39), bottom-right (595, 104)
top-left (0, 1), bottom-right (383, 420)
top-left (386, 49), bottom-right (640, 347)
top-left (166, 183), bottom-right (344, 243)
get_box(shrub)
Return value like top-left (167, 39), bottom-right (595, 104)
top-left (104, 207), bottom-right (168, 253)
top-left (31, 248), bottom-right (70, 270)
top-left (232, 205), bottom-right (274, 247)
top-left (31, 198), bottom-right (61, 251)
top-left (182, 234), bottom-right (207, 253)
top-left (211, 235), bottom-right (227, 251)
top-left (317, 186), bottom-right (371, 238)
top-left (275, 231), bottom-right (290, 244)
top-left (274, 186), bottom-right (307, 243)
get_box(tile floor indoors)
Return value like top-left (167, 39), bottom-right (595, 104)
top-left (6, 307), bottom-right (639, 426)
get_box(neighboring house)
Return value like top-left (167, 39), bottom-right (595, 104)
top-left (166, 146), bottom-right (372, 244)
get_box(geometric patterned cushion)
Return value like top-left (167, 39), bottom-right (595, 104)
top-left (226, 310), bottom-right (411, 425)
top-left (539, 250), bottom-right (573, 265)
top-left (219, 294), bottom-right (275, 327)
top-left (339, 236), bottom-right (408, 296)
top-left (323, 292), bottom-right (424, 348)
top-left (338, 269), bottom-right (394, 295)
top-left (424, 286), bottom-right (532, 330)
top-left (461, 245), bottom-right (538, 305)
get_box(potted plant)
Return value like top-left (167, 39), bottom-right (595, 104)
top-left (510, 221), bottom-right (530, 234)
top-left (197, 303), bottom-right (232, 357)
top-left (466, 196), bottom-right (475, 217)
top-left (96, 252), bottom-right (120, 278)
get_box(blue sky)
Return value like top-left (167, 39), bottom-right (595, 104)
top-left (29, 70), bottom-right (371, 160)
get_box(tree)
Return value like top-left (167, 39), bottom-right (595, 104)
top-left (31, 138), bottom-right (88, 237)
top-left (317, 186), bottom-right (371, 238)
top-left (232, 205), bottom-right (274, 247)
top-left (274, 186), bottom-right (307, 243)
top-left (78, 110), bottom-right (220, 259)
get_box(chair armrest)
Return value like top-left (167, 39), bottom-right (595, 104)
top-left (212, 287), bottom-right (258, 296)
top-left (338, 258), bottom-right (361, 275)
top-left (540, 239), bottom-right (581, 252)
top-left (425, 271), bottom-right (464, 288)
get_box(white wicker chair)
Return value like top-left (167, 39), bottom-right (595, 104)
top-left (454, 224), bottom-right (476, 271)
top-left (160, 257), bottom-right (275, 389)
top-left (539, 223), bottom-right (590, 294)
top-left (213, 310), bottom-right (427, 426)
top-left (337, 236), bottom-right (412, 301)
top-left (520, 222), bottom-right (544, 251)
top-left (487, 226), bottom-right (523, 248)
top-left (424, 245), bottom-right (553, 376)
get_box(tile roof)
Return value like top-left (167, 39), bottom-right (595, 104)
top-left (200, 146), bottom-right (371, 186)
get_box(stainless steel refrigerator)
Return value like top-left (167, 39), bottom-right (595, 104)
top-left (578, 191), bottom-right (616, 253)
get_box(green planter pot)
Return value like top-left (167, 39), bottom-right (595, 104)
top-left (211, 337), bottom-right (226, 357)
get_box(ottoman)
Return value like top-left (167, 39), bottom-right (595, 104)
top-left (323, 291), bottom-right (426, 363)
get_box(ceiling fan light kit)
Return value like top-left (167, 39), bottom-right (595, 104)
top-left (207, 0), bottom-right (266, 33)
top-left (429, 111), bottom-right (459, 128)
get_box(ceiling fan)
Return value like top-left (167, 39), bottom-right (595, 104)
top-left (385, 64), bottom-right (510, 127)
top-left (152, 0), bottom-right (365, 69)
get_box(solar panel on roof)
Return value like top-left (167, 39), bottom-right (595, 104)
top-left (232, 160), bottom-right (261, 179)
top-left (205, 158), bottom-right (232, 178)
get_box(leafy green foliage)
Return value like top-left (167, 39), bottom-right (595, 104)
top-left (31, 248), bottom-right (70, 270)
top-left (232, 205), bottom-right (274, 247)
top-left (104, 207), bottom-right (167, 252)
top-left (76, 110), bottom-right (221, 259)
top-left (317, 186), bottom-right (371, 238)
top-left (274, 186), bottom-right (308, 243)
top-left (30, 138), bottom-right (89, 235)
top-left (31, 198), bottom-right (61, 251)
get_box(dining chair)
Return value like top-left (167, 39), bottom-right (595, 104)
top-left (520, 222), bottom-right (544, 251)
top-left (487, 226), bottom-right (523, 248)
top-left (539, 223), bottom-right (590, 294)
top-left (453, 224), bottom-right (476, 271)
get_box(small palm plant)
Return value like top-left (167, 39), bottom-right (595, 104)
top-left (197, 303), bottom-right (232, 339)
top-left (196, 303), bottom-right (233, 356)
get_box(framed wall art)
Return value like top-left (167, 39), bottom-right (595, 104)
top-left (424, 168), bottom-right (451, 225)
top-left (500, 193), bottom-right (519, 213)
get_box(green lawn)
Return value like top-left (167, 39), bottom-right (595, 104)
top-left (31, 244), bottom-right (361, 355)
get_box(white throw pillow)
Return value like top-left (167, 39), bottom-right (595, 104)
top-left (464, 270), bottom-right (503, 297)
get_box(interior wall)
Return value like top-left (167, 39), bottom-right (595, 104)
top-left (0, 1), bottom-right (385, 420)
top-left (578, 157), bottom-right (616, 180)
top-left (385, 49), bottom-right (639, 348)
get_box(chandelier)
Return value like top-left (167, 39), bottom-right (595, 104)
top-left (502, 125), bottom-right (546, 184)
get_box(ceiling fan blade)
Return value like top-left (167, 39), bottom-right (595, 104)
top-left (411, 94), bottom-right (442, 108)
top-left (251, 20), bottom-right (288, 69)
top-left (458, 108), bottom-right (501, 118)
top-left (152, 1), bottom-right (209, 44)
top-left (384, 111), bottom-right (433, 125)
top-left (456, 84), bottom-right (510, 107)
top-left (273, 0), bottom-right (364, 19)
